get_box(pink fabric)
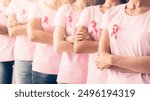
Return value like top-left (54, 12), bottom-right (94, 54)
top-left (53, 4), bottom-right (88, 84)
top-left (0, 1), bottom-right (15, 61)
top-left (28, 2), bottom-right (61, 74)
top-left (7, 0), bottom-right (37, 60)
top-left (77, 6), bottom-right (106, 84)
top-left (101, 4), bottom-right (150, 83)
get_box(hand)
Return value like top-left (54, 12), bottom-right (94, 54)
top-left (9, 20), bottom-right (20, 27)
top-left (75, 32), bottom-right (93, 41)
top-left (65, 35), bottom-right (74, 43)
top-left (75, 26), bottom-right (93, 41)
top-left (33, 18), bottom-right (43, 30)
top-left (96, 62), bottom-right (111, 70)
top-left (95, 53), bottom-right (113, 70)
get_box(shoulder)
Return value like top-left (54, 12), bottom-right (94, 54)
top-left (10, 0), bottom-right (19, 4)
top-left (82, 5), bottom-right (100, 16)
top-left (59, 4), bottom-right (71, 10)
top-left (106, 4), bottom-right (125, 16)
top-left (84, 5), bottom-right (100, 12)
top-left (56, 4), bottom-right (73, 15)
top-left (31, 1), bottom-right (42, 9)
top-left (9, 0), bottom-right (21, 7)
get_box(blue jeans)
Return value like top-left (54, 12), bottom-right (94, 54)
top-left (0, 61), bottom-right (14, 84)
top-left (14, 61), bottom-right (32, 84)
top-left (32, 71), bottom-right (57, 84)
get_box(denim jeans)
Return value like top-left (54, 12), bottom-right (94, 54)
top-left (32, 71), bottom-right (57, 84)
top-left (0, 61), bottom-right (14, 84)
top-left (14, 61), bottom-right (32, 84)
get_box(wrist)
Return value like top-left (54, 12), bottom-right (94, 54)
top-left (111, 55), bottom-right (119, 66)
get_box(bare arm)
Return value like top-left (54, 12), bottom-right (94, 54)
top-left (98, 29), bottom-right (110, 53)
top-left (7, 14), bottom-right (27, 36)
top-left (0, 24), bottom-right (8, 35)
top-left (96, 29), bottom-right (112, 70)
top-left (27, 18), bottom-right (53, 45)
top-left (97, 29), bottom-right (150, 73)
top-left (111, 55), bottom-right (150, 73)
top-left (53, 26), bottom-right (74, 53)
top-left (74, 25), bottom-right (98, 53)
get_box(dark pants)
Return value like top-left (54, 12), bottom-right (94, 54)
top-left (14, 61), bottom-right (32, 84)
top-left (0, 61), bottom-right (14, 84)
top-left (32, 71), bottom-right (57, 84)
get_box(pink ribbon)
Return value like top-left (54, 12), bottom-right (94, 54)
top-left (111, 24), bottom-right (119, 39)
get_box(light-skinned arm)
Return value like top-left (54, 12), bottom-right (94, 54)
top-left (53, 26), bottom-right (74, 53)
top-left (97, 29), bottom-right (150, 73)
top-left (7, 14), bottom-right (27, 37)
top-left (0, 24), bottom-right (8, 35)
top-left (27, 18), bottom-right (53, 45)
top-left (74, 25), bottom-right (98, 54)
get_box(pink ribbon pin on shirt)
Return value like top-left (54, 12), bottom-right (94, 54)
top-left (68, 15), bottom-right (72, 27)
top-left (43, 16), bottom-right (48, 24)
top-left (91, 20), bottom-right (97, 33)
top-left (111, 24), bottom-right (119, 39)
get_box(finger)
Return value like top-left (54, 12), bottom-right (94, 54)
top-left (76, 32), bottom-right (84, 35)
top-left (96, 63), bottom-right (101, 69)
top-left (75, 35), bottom-right (84, 41)
top-left (101, 64), bottom-right (110, 70)
top-left (75, 34), bottom-right (83, 38)
top-left (76, 37), bottom-right (83, 41)
top-left (95, 56), bottom-right (102, 63)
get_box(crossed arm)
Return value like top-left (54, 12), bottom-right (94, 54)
top-left (53, 25), bottom-right (93, 53)
top-left (74, 25), bottom-right (99, 54)
top-left (53, 26), bottom-right (74, 53)
top-left (96, 29), bottom-right (150, 73)
top-left (7, 14), bottom-right (27, 37)
top-left (0, 24), bottom-right (8, 35)
top-left (27, 18), bottom-right (53, 45)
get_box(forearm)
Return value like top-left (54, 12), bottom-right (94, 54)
top-left (29, 30), bottom-right (53, 45)
top-left (55, 40), bottom-right (74, 53)
top-left (112, 55), bottom-right (150, 73)
top-left (74, 40), bottom-right (98, 53)
top-left (8, 24), bottom-right (27, 36)
top-left (0, 25), bottom-right (8, 35)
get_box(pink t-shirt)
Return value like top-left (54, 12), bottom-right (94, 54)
top-left (101, 4), bottom-right (150, 83)
top-left (53, 4), bottom-right (89, 84)
top-left (77, 5), bottom-right (107, 84)
top-left (28, 2), bottom-right (61, 74)
top-left (7, 0), bottom-right (37, 61)
top-left (0, 1), bottom-right (15, 62)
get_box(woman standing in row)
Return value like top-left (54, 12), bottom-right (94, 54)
top-left (53, 0), bottom-right (95, 84)
top-left (0, 0), bottom-right (15, 84)
top-left (27, 0), bottom-right (71, 84)
top-left (96, 0), bottom-right (150, 83)
top-left (74, 0), bottom-right (127, 83)
top-left (7, 0), bottom-right (38, 84)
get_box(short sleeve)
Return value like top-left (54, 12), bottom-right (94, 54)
top-left (76, 7), bottom-right (89, 27)
top-left (53, 5), bottom-right (67, 28)
top-left (28, 3), bottom-right (40, 20)
top-left (99, 10), bottom-right (109, 29)
top-left (7, 0), bottom-right (16, 15)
